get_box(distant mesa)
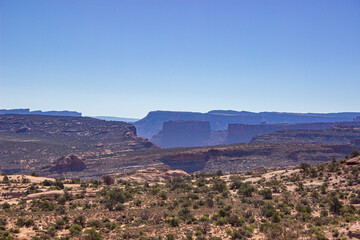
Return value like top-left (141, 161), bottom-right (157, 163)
top-left (50, 154), bottom-right (86, 173)
top-left (134, 110), bottom-right (360, 139)
top-left (150, 120), bottom-right (212, 148)
top-left (0, 108), bottom-right (81, 117)
top-left (93, 116), bottom-right (140, 123)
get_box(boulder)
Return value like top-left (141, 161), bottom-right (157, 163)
top-left (50, 154), bottom-right (86, 172)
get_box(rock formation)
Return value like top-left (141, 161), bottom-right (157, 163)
top-left (134, 110), bottom-right (360, 139)
top-left (116, 168), bottom-right (189, 182)
top-left (50, 154), bottom-right (86, 172)
top-left (150, 120), bottom-right (211, 148)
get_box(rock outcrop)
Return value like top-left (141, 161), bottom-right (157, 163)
top-left (150, 120), bottom-right (211, 148)
top-left (50, 154), bottom-right (86, 172)
top-left (116, 168), bottom-right (188, 182)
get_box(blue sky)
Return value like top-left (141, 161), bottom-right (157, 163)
top-left (1, 0), bottom-right (359, 118)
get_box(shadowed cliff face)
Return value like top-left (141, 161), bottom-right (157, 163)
top-left (150, 120), bottom-right (211, 148)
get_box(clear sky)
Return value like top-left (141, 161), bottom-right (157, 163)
top-left (1, 0), bottom-right (359, 118)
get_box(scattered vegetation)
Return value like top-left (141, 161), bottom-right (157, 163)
top-left (0, 152), bottom-right (360, 239)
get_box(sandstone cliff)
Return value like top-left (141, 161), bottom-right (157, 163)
top-left (150, 120), bottom-right (212, 148)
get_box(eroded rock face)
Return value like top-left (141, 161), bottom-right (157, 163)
top-left (346, 157), bottom-right (360, 166)
top-left (151, 120), bottom-right (211, 148)
top-left (50, 154), bottom-right (86, 172)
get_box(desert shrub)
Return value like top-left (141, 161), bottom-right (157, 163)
top-left (260, 188), bottom-right (273, 200)
top-left (83, 228), bottom-right (102, 240)
top-left (69, 224), bottom-right (82, 236)
top-left (205, 197), bottom-right (214, 208)
top-left (261, 203), bottom-right (277, 218)
top-left (230, 178), bottom-right (256, 197)
top-left (296, 199), bottom-right (312, 215)
top-left (42, 179), bottom-right (53, 186)
top-left (47, 225), bottom-right (57, 237)
top-left (166, 234), bottom-right (175, 240)
top-left (300, 163), bottom-right (311, 174)
top-left (103, 188), bottom-right (132, 210)
top-left (212, 179), bottom-right (227, 193)
top-left (74, 215), bottom-right (86, 227)
top-left (2, 203), bottom-right (10, 210)
top-left (104, 222), bottom-right (117, 230)
top-left (167, 218), bottom-right (180, 227)
top-left (350, 191), bottom-right (360, 204)
top-left (102, 175), bottom-right (114, 185)
top-left (310, 226), bottom-right (327, 240)
top-left (0, 218), bottom-right (7, 231)
top-left (166, 177), bottom-right (191, 191)
top-left (328, 196), bottom-right (343, 215)
top-left (55, 219), bottom-right (66, 230)
top-left (150, 186), bottom-right (161, 195)
top-left (0, 230), bottom-right (13, 240)
top-left (195, 178), bottom-right (207, 187)
top-left (228, 215), bottom-right (245, 227)
top-left (87, 220), bottom-right (102, 229)
top-left (320, 209), bottom-right (328, 217)
top-left (114, 203), bottom-right (125, 211)
top-left (134, 199), bottom-right (142, 206)
top-left (159, 191), bottom-right (168, 200)
top-left (328, 159), bottom-right (339, 172)
top-left (350, 150), bottom-right (360, 158)
top-left (2, 175), bottom-right (9, 184)
top-left (227, 226), bottom-right (253, 239)
top-left (200, 215), bottom-right (210, 222)
top-left (178, 207), bottom-right (191, 218)
top-left (260, 223), bottom-right (283, 239)
top-left (38, 200), bottom-right (55, 211)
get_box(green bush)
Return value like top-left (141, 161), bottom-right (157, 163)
top-left (83, 228), bottom-right (102, 240)
top-left (69, 224), bottom-right (82, 235)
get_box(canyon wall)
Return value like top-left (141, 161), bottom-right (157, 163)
top-left (150, 120), bottom-right (212, 148)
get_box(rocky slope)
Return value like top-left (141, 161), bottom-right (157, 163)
top-left (0, 114), bottom-right (157, 175)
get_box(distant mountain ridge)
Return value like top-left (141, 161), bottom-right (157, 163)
top-left (134, 110), bottom-right (360, 139)
top-left (93, 116), bottom-right (140, 123)
top-left (0, 108), bottom-right (81, 117)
